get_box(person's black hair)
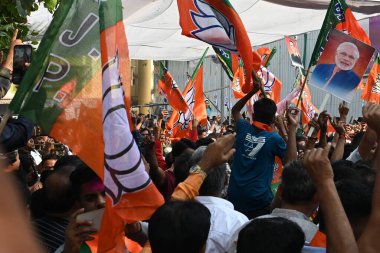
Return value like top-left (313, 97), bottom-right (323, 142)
top-left (237, 217), bottom-right (305, 253)
top-left (140, 128), bottom-right (151, 135)
top-left (180, 138), bottom-right (196, 150)
top-left (42, 153), bottom-right (59, 162)
top-left (40, 170), bottom-right (53, 185)
top-left (53, 155), bottom-right (82, 171)
top-left (253, 98), bottom-right (277, 125)
top-left (336, 179), bottom-right (372, 220)
top-left (41, 156), bottom-right (84, 213)
top-left (195, 137), bottom-right (214, 148)
top-left (320, 179), bottom-right (372, 239)
top-left (281, 160), bottom-right (316, 205)
top-left (173, 149), bottom-right (194, 183)
top-left (149, 200), bottom-right (211, 253)
top-left (331, 160), bottom-right (358, 182)
top-left (70, 163), bottom-right (101, 200)
top-left (197, 128), bottom-right (207, 136)
top-left (164, 152), bottom-right (173, 168)
top-left (172, 140), bottom-right (191, 159)
top-left (353, 161), bottom-right (376, 185)
top-left (189, 146), bottom-right (226, 196)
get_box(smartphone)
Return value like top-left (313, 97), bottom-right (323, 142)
top-left (76, 208), bottom-right (104, 230)
top-left (12, 45), bottom-right (33, 84)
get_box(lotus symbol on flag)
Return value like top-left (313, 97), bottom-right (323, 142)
top-left (233, 77), bottom-right (242, 92)
top-left (372, 74), bottom-right (380, 94)
top-left (171, 79), bottom-right (179, 89)
top-left (102, 52), bottom-right (151, 204)
top-left (190, 0), bottom-right (237, 53)
top-left (257, 66), bottom-right (275, 92)
top-left (173, 85), bottom-right (195, 130)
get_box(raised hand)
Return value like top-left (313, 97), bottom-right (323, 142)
top-left (317, 110), bottom-right (330, 132)
top-left (329, 116), bottom-right (346, 136)
top-left (286, 106), bottom-right (300, 129)
top-left (3, 29), bottom-right (23, 71)
top-left (63, 209), bottom-right (97, 253)
top-left (303, 144), bottom-right (333, 187)
top-left (363, 103), bottom-right (380, 137)
top-left (339, 102), bottom-right (349, 122)
top-left (198, 133), bottom-right (236, 172)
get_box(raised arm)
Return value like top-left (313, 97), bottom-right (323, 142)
top-left (171, 133), bottom-right (236, 200)
top-left (303, 144), bottom-right (358, 253)
top-left (358, 103), bottom-right (380, 253)
top-left (283, 106), bottom-right (299, 164)
top-left (330, 117), bottom-right (347, 162)
top-left (231, 84), bottom-right (260, 123)
top-left (1, 29), bottom-right (22, 98)
top-left (144, 136), bottom-right (167, 187)
top-left (317, 111), bottom-right (330, 148)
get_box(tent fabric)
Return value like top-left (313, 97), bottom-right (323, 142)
top-left (27, 0), bottom-right (380, 61)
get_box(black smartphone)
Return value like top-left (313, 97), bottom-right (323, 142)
top-left (12, 45), bottom-right (33, 84)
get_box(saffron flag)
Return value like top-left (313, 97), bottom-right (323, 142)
top-left (361, 53), bottom-right (380, 104)
top-left (10, 0), bottom-right (164, 251)
top-left (309, 0), bottom-right (371, 68)
top-left (167, 49), bottom-right (208, 138)
top-left (98, 0), bottom-right (164, 251)
top-left (257, 66), bottom-right (282, 104)
top-left (231, 65), bottom-right (245, 99)
top-left (158, 63), bottom-right (189, 112)
top-left (177, 0), bottom-right (261, 93)
top-left (213, 46), bottom-right (239, 81)
top-left (10, 0), bottom-right (104, 173)
top-left (257, 47), bottom-right (272, 67)
top-left (293, 84), bottom-right (319, 126)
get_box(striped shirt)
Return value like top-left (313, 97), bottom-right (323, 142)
top-left (33, 216), bottom-right (69, 253)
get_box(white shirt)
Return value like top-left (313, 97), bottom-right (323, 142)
top-left (346, 147), bottom-right (362, 163)
top-left (195, 196), bottom-right (248, 253)
top-left (225, 208), bottom-right (326, 253)
top-left (30, 149), bottom-right (42, 165)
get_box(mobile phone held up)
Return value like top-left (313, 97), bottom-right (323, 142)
top-left (12, 45), bottom-right (33, 84)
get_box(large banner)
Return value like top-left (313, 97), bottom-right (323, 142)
top-left (309, 29), bottom-right (374, 102)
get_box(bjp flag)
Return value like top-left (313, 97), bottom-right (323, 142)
top-left (167, 49), bottom-right (208, 138)
top-left (231, 65), bottom-right (245, 99)
top-left (158, 63), bottom-right (189, 112)
top-left (361, 54), bottom-right (380, 104)
top-left (177, 0), bottom-right (261, 94)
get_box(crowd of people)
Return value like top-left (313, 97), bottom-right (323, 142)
top-left (2, 31), bottom-right (380, 253)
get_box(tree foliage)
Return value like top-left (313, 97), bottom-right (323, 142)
top-left (0, 0), bottom-right (58, 56)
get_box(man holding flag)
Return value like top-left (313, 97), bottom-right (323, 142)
top-left (228, 83), bottom-right (298, 219)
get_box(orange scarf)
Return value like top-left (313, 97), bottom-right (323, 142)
top-left (252, 121), bottom-right (273, 132)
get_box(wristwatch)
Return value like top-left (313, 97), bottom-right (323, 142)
top-left (189, 164), bottom-right (207, 178)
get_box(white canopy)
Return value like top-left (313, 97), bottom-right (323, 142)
top-left (28, 0), bottom-right (380, 61)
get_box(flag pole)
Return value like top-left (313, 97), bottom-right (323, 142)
top-left (306, 93), bottom-right (330, 137)
top-left (295, 67), bottom-right (311, 107)
top-left (251, 69), bottom-right (267, 98)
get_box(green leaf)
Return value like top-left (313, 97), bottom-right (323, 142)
top-left (44, 0), bottom-right (57, 12)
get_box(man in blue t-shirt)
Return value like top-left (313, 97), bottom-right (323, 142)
top-left (227, 86), bottom-right (298, 219)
